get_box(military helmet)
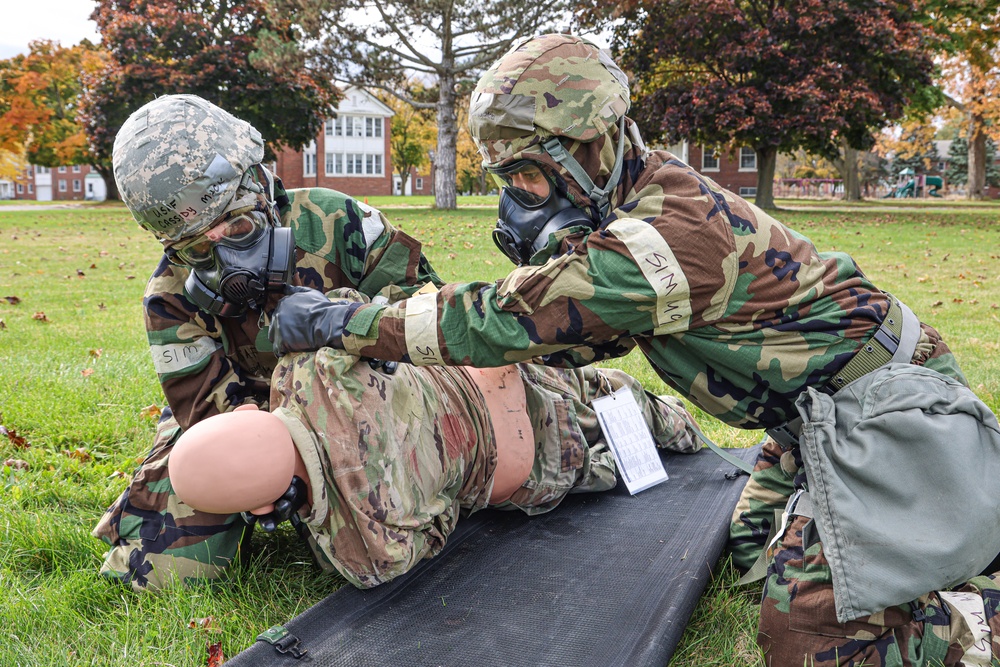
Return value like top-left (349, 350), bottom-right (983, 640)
top-left (469, 34), bottom-right (631, 167)
top-left (113, 94), bottom-right (265, 242)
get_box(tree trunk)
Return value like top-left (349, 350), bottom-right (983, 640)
top-left (968, 111), bottom-right (987, 200)
top-left (95, 163), bottom-right (119, 201)
top-left (434, 69), bottom-right (458, 210)
top-left (754, 146), bottom-right (778, 209)
top-left (841, 144), bottom-right (862, 201)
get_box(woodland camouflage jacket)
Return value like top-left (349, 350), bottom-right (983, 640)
top-left (144, 185), bottom-right (441, 430)
top-left (339, 152), bottom-right (964, 429)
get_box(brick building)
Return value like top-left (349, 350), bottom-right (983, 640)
top-left (667, 142), bottom-right (760, 197)
top-left (11, 164), bottom-right (107, 201)
top-left (275, 86), bottom-right (396, 196)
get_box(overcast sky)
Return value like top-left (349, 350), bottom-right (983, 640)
top-left (1, 0), bottom-right (101, 59)
top-left (0, 1), bottom-right (609, 62)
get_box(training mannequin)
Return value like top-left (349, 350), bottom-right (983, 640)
top-left (167, 305), bottom-right (701, 589)
top-left (169, 405), bottom-right (309, 517)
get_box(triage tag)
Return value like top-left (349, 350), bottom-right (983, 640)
top-left (592, 387), bottom-right (669, 495)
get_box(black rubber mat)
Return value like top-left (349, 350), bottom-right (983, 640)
top-left (228, 446), bottom-right (759, 667)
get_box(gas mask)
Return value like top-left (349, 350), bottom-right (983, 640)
top-left (489, 161), bottom-right (595, 266)
top-left (170, 207), bottom-right (295, 318)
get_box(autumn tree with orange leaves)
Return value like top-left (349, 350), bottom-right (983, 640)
top-left (0, 40), bottom-right (101, 175)
top-left (917, 1), bottom-right (1000, 199)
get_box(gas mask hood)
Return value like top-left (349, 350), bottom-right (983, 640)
top-left (492, 177), bottom-right (595, 266)
top-left (184, 224), bottom-right (295, 317)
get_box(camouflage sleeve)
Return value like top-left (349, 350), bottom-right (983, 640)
top-left (285, 188), bottom-right (442, 297)
top-left (145, 256), bottom-right (262, 430)
top-left (339, 208), bottom-right (731, 366)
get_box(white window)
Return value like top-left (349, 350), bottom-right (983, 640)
top-left (16, 183), bottom-right (23, 193)
top-left (739, 147), bottom-right (757, 171)
top-left (334, 116), bottom-right (344, 136)
top-left (72, 165), bottom-right (81, 173)
top-left (366, 154), bottom-right (383, 175)
top-left (325, 152), bottom-right (336, 175)
top-left (58, 166), bottom-right (66, 173)
top-left (365, 117), bottom-right (383, 138)
top-left (35, 166), bottom-right (49, 175)
top-left (303, 141), bottom-right (317, 177)
top-left (73, 179), bottom-right (81, 192)
top-left (325, 119), bottom-right (334, 136)
top-left (702, 148), bottom-right (719, 171)
top-left (352, 117), bottom-right (363, 137)
top-left (739, 187), bottom-right (757, 197)
top-left (28, 183), bottom-right (33, 193)
top-left (416, 177), bottom-right (423, 190)
top-left (345, 153), bottom-right (363, 174)
top-left (58, 180), bottom-right (67, 192)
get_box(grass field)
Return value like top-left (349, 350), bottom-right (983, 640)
top-left (1, 199), bottom-right (999, 666)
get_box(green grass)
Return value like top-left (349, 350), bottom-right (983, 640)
top-left (2, 200), bottom-right (1000, 665)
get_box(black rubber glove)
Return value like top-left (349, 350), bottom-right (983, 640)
top-left (269, 286), bottom-right (359, 355)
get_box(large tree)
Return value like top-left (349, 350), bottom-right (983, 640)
top-left (923, 1), bottom-right (1000, 199)
top-left (251, 0), bottom-right (571, 209)
top-left (599, 0), bottom-right (938, 209)
top-left (946, 137), bottom-right (1000, 191)
top-left (0, 40), bottom-right (98, 170)
top-left (81, 0), bottom-right (339, 200)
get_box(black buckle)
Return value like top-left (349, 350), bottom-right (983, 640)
top-left (274, 634), bottom-right (307, 659)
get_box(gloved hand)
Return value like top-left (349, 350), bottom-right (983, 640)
top-left (269, 285), bottom-right (357, 355)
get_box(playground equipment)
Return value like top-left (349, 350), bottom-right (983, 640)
top-left (884, 168), bottom-right (943, 198)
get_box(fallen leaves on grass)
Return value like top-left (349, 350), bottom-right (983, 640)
top-left (207, 642), bottom-right (225, 667)
top-left (0, 319), bottom-right (5, 330)
top-left (81, 368), bottom-right (94, 377)
top-left (89, 348), bottom-right (103, 359)
top-left (63, 448), bottom-right (91, 463)
top-left (4, 459), bottom-right (28, 470)
top-left (1, 426), bottom-right (29, 449)
top-left (2, 296), bottom-right (20, 305)
top-left (140, 404), bottom-right (162, 420)
top-left (32, 312), bottom-right (50, 322)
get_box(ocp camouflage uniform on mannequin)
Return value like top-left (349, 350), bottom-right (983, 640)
top-left (269, 291), bottom-right (700, 588)
top-left (266, 35), bottom-right (1000, 665)
top-left (93, 95), bottom-right (441, 590)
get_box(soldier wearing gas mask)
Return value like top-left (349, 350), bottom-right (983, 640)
top-left (94, 94), bottom-right (441, 591)
top-left (267, 35), bottom-right (1000, 666)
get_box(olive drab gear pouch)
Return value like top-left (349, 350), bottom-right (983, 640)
top-left (795, 363), bottom-right (1000, 623)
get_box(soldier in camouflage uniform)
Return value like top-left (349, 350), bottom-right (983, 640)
top-left (267, 35), bottom-right (1000, 665)
top-left (168, 288), bottom-right (700, 589)
top-left (93, 94), bottom-right (441, 591)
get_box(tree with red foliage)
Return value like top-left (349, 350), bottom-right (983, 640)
top-left (80, 0), bottom-right (338, 200)
top-left (599, 0), bottom-right (938, 208)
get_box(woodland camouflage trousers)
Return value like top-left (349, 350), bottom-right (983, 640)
top-left (733, 437), bottom-right (1000, 666)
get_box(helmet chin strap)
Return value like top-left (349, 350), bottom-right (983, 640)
top-left (540, 116), bottom-right (628, 218)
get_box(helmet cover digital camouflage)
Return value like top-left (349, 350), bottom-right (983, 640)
top-left (113, 94), bottom-right (265, 241)
top-left (469, 34), bottom-right (631, 167)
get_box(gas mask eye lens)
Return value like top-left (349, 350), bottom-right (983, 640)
top-left (216, 212), bottom-right (266, 245)
top-left (170, 212), bottom-right (267, 268)
top-left (489, 161), bottom-right (552, 207)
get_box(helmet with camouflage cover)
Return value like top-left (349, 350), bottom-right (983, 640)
top-left (469, 33), bottom-right (630, 165)
top-left (112, 94), bottom-right (266, 242)
top-left (469, 34), bottom-right (640, 219)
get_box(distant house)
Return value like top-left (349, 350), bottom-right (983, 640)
top-left (11, 164), bottom-right (107, 202)
top-left (275, 86), bottom-right (395, 197)
top-left (666, 142), bottom-right (760, 197)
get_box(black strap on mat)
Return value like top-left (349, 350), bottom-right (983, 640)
top-left (227, 446), bottom-right (760, 667)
